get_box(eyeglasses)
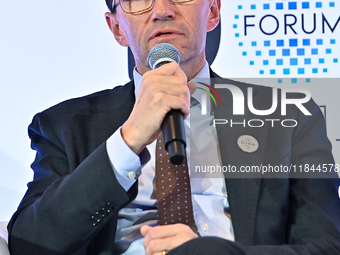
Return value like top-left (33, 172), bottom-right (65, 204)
top-left (113, 0), bottom-right (195, 14)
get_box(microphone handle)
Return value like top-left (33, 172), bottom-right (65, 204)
top-left (162, 109), bottom-right (186, 165)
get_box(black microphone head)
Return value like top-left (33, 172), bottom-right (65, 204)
top-left (148, 43), bottom-right (181, 70)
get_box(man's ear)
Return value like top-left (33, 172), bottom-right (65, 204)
top-left (207, 0), bottom-right (221, 32)
top-left (105, 12), bottom-right (129, 47)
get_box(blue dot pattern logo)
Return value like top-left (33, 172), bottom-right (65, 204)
top-left (234, 1), bottom-right (339, 76)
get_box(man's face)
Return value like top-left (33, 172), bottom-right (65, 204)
top-left (106, 0), bottom-right (220, 75)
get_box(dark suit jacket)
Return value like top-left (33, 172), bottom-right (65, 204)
top-left (8, 71), bottom-right (340, 255)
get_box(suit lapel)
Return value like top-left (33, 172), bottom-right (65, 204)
top-left (210, 71), bottom-right (264, 246)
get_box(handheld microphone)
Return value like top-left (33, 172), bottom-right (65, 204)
top-left (148, 43), bottom-right (186, 165)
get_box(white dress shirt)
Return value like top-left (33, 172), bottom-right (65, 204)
top-left (106, 62), bottom-right (234, 254)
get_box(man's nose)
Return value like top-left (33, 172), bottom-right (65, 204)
top-left (151, 0), bottom-right (176, 21)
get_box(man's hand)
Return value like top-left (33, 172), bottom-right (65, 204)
top-left (121, 62), bottom-right (190, 154)
top-left (141, 224), bottom-right (199, 255)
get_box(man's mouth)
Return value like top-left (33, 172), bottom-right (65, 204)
top-left (150, 30), bottom-right (183, 41)
top-left (156, 32), bottom-right (173, 37)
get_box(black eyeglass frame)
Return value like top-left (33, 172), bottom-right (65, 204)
top-left (112, 0), bottom-right (195, 14)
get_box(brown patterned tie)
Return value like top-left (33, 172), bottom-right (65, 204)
top-left (155, 136), bottom-right (197, 231)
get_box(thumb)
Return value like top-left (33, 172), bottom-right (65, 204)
top-left (188, 81), bottom-right (197, 96)
top-left (141, 225), bottom-right (152, 237)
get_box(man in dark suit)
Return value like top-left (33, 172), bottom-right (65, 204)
top-left (8, 0), bottom-right (340, 254)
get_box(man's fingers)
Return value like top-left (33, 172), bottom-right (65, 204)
top-left (143, 224), bottom-right (196, 246)
top-left (143, 226), bottom-right (175, 248)
top-left (122, 61), bottom-right (190, 154)
top-left (155, 62), bottom-right (185, 77)
top-left (141, 73), bottom-right (189, 98)
top-left (143, 224), bottom-right (198, 255)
